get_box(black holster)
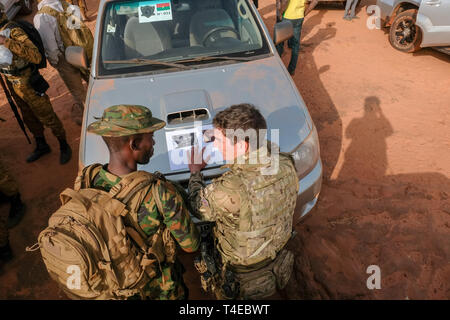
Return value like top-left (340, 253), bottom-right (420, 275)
top-left (28, 68), bottom-right (49, 96)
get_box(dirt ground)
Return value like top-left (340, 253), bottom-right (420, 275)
top-left (0, 0), bottom-right (448, 300)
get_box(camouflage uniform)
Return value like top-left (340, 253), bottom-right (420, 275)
top-left (0, 158), bottom-right (19, 247)
top-left (0, 19), bottom-right (66, 140)
top-left (87, 105), bottom-right (199, 300)
top-left (188, 144), bottom-right (299, 298)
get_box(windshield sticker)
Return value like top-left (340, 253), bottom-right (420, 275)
top-left (107, 24), bottom-right (116, 33)
top-left (165, 124), bottom-right (223, 171)
top-left (138, 0), bottom-right (172, 23)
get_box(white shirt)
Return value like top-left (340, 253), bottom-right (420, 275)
top-left (34, 0), bottom-right (79, 65)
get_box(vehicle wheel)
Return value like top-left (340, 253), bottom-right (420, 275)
top-left (19, 0), bottom-right (33, 15)
top-left (389, 9), bottom-right (422, 53)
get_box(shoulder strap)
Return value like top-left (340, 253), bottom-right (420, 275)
top-left (74, 163), bottom-right (103, 191)
top-left (110, 171), bottom-right (156, 208)
top-left (38, 5), bottom-right (61, 18)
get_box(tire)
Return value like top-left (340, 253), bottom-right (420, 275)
top-left (389, 9), bottom-right (422, 53)
top-left (19, 0), bottom-right (33, 15)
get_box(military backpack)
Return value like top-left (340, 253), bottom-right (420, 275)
top-left (27, 164), bottom-right (176, 300)
top-left (38, 0), bottom-right (94, 66)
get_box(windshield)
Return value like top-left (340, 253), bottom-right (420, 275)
top-left (98, 0), bottom-right (270, 76)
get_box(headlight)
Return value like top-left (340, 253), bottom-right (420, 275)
top-left (290, 125), bottom-right (320, 180)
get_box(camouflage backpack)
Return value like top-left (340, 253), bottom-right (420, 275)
top-left (38, 0), bottom-right (94, 66)
top-left (27, 164), bottom-right (176, 300)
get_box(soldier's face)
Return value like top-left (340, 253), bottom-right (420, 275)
top-left (213, 128), bottom-right (248, 162)
top-left (133, 132), bottom-right (155, 164)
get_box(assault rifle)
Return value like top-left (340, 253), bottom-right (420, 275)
top-left (0, 75), bottom-right (31, 144)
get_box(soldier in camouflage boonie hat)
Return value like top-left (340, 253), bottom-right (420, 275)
top-left (88, 105), bottom-right (166, 137)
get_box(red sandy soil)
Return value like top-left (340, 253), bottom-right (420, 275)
top-left (0, 0), bottom-right (448, 299)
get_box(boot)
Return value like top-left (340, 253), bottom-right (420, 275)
top-left (7, 193), bottom-right (26, 229)
top-left (58, 139), bottom-right (72, 165)
top-left (0, 241), bottom-right (12, 263)
top-left (26, 137), bottom-right (51, 163)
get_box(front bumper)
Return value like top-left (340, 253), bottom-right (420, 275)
top-left (296, 159), bottom-right (322, 218)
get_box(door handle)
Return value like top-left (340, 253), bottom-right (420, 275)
top-left (425, 0), bottom-right (441, 5)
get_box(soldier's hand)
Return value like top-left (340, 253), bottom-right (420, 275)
top-left (188, 146), bottom-right (209, 174)
top-left (0, 35), bottom-right (6, 45)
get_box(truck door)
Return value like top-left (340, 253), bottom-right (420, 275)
top-left (417, 0), bottom-right (450, 47)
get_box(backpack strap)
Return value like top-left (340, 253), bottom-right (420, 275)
top-left (74, 163), bottom-right (103, 191)
top-left (38, 5), bottom-right (61, 18)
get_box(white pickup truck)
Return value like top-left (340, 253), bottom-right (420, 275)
top-left (377, 0), bottom-right (450, 55)
top-left (1, 0), bottom-right (32, 19)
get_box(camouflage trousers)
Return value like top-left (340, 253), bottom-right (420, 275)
top-left (0, 158), bottom-right (19, 247)
top-left (6, 72), bottom-right (66, 140)
top-left (53, 54), bottom-right (88, 108)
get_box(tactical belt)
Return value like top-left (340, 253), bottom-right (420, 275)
top-left (0, 64), bottom-right (32, 76)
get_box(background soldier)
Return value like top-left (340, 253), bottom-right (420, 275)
top-left (34, 0), bottom-right (89, 126)
top-left (0, 5), bottom-right (72, 164)
top-left (0, 158), bottom-right (25, 264)
top-left (85, 105), bottom-right (199, 299)
top-left (188, 104), bottom-right (299, 299)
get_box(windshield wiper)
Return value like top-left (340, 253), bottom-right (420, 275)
top-left (176, 55), bottom-right (254, 64)
top-left (103, 58), bottom-right (192, 70)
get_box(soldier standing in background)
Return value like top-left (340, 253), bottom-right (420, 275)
top-left (0, 4), bottom-right (72, 164)
top-left (34, 0), bottom-right (90, 126)
top-left (188, 104), bottom-right (299, 299)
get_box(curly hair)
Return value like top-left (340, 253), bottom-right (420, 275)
top-left (213, 103), bottom-right (267, 147)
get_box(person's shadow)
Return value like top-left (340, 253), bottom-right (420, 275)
top-left (337, 96), bottom-right (393, 181)
top-left (284, 96), bottom-right (450, 299)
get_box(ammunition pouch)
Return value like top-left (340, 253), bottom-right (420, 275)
top-left (28, 67), bottom-right (49, 96)
top-left (208, 248), bottom-right (294, 300)
top-left (231, 248), bottom-right (294, 299)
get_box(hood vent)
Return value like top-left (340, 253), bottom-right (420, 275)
top-left (167, 108), bottom-right (209, 125)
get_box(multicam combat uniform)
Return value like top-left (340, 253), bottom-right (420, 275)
top-left (188, 144), bottom-right (299, 299)
top-left (0, 20), bottom-right (66, 140)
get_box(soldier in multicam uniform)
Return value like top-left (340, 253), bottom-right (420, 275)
top-left (84, 104), bottom-right (199, 300)
top-left (188, 104), bottom-right (299, 300)
top-left (0, 4), bottom-right (72, 164)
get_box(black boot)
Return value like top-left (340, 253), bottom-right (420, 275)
top-left (7, 193), bottom-right (26, 229)
top-left (58, 139), bottom-right (72, 165)
top-left (0, 241), bottom-right (13, 263)
top-left (26, 137), bottom-right (51, 163)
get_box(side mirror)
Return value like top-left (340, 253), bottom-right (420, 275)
top-left (65, 46), bottom-right (88, 70)
top-left (273, 20), bottom-right (294, 45)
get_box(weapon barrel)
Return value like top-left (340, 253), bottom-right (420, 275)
top-left (0, 75), bottom-right (32, 144)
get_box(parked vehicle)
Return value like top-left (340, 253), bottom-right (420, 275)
top-left (68, 0), bottom-right (323, 219)
top-left (377, 0), bottom-right (450, 54)
top-left (1, 0), bottom-right (32, 19)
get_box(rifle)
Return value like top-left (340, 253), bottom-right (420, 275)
top-left (0, 75), bottom-right (31, 144)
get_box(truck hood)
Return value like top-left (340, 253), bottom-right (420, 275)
top-left (82, 56), bottom-right (312, 178)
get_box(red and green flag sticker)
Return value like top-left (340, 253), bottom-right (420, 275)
top-left (157, 2), bottom-right (170, 11)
